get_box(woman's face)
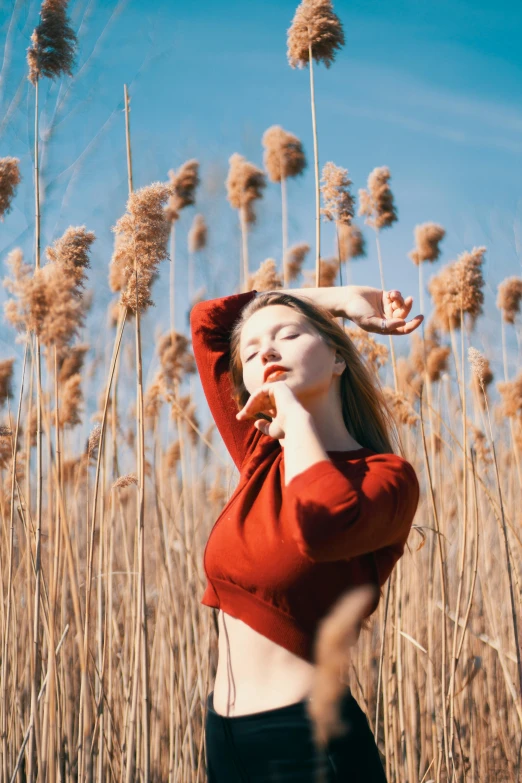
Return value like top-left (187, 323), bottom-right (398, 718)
top-left (239, 304), bottom-right (345, 402)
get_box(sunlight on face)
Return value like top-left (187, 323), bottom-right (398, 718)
top-left (240, 304), bottom-right (344, 400)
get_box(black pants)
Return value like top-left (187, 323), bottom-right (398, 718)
top-left (205, 687), bottom-right (388, 782)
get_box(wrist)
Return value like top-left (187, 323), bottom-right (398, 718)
top-left (281, 285), bottom-right (361, 318)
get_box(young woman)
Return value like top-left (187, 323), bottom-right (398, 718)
top-left (190, 284), bottom-right (423, 782)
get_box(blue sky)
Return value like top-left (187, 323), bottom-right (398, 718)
top-left (0, 0), bottom-right (521, 438)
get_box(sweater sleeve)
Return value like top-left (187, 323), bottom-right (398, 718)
top-left (189, 290), bottom-right (262, 471)
top-left (282, 454), bottom-right (420, 562)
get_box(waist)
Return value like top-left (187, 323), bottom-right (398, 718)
top-left (214, 608), bottom-right (316, 715)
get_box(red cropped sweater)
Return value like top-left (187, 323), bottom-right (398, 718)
top-left (190, 290), bottom-right (420, 664)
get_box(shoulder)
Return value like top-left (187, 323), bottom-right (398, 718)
top-left (359, 451), bottom-right (420, 489)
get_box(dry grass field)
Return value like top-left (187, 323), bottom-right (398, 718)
top-left (0, 0), bottom-right (521, 781)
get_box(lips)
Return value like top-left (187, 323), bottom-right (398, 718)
top-left (264, 366), bottom-right (289, 382)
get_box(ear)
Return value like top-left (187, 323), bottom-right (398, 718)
top-left (334, 353), bottom-right (346, 376)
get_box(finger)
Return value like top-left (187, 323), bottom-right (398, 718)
top-left (390, 314), bottom-right (424, 334)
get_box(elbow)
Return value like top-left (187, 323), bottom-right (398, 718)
top-left (291, 506), bottom-right (360, 562)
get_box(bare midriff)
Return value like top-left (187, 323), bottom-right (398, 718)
top-left (211, 609), bottom-right (315, 717)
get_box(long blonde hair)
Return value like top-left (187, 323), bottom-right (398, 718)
top-left (229, 291), bottom-right (404, 456)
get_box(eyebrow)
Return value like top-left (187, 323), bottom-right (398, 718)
top-left (243, 321), bottom-right (303, 351)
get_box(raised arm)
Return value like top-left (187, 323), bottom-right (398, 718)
top-left (190, 290), bottom-right (264, 471)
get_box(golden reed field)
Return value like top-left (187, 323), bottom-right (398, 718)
top-left (0, 0), bottom-right (521, 781)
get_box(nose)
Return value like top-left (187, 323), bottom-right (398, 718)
top-left (260, 343), bottom-right (280, 363)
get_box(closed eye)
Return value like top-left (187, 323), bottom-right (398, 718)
top-left (246, 334), bottom-right (298, 362)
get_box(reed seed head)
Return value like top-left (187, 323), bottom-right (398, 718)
top-left (158, 330), bottom-right (196, 386)
top-left (468, 347), bottom-right (491, 387)
top-left (110, 182), bottom-right (171, 315)
top-left (358, 167), bottom-right (397, 230)
top-left (248, 259), bottom-right (283, 292)
top-left (410, 325), bottom-right (450, 383)
top-left (188, 213), bottom-right (207, 253)
top-left (262, 126), bottom-right (307, 182)
top-left (408, 222), bottom-right (446, 266)
top-left (284, 242), bottom-right (310, 282)
top-left (428, 247), bottom-right (486, 332)
top-left (144, 371), bottom-right (164, 422)
top-left (320, 162), bottom-right (354, 225)
top-left (27, 0), bottom-right (77, 84)
top-left (0, 359), bottom-right (15, 406)
top-left (165, 159), bottom-right (200, 223)
top-left (0, 158), bottom-right (21, 220)
top-left (287, 0), bottom-right (345, 69)
top-left (58, 343), bottom-right (89, 382)
top-left (226, 153), bottom-right (266, 226)
top-left (112, 473), bottom-right (138, 491)
top-left (382, 386), bottom-right (420, 427)
top-left (497, 372), bottom-right (522, 419)
top-left (337, 222), bottom-right (365, 262)
top-left (497, 276), bottom-right (522, 324)
top-left (302, 257), bottom-right (339, 287)
top-left (55, 373), bottom-right (82, 428)
top-left (37, 227), bottom-right (95, 354)
top-left (344, 326), bottom-right (389, 371)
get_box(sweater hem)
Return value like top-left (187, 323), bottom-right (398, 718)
top-left (201, 577), bottom-right (315, 664)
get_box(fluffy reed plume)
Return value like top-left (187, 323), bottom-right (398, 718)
top-left (382, 386), bottom-right (420, 427)
top-left (320, 162), bottom-right (354, 224)
top-left (428, 247), bottom-right (486, 331)
top-left (39, 226), bottom-right (95, 354)
top-left (226, 153), bottom-right (266, 225)
top-left (3, 248), bottom-right (50, 336)
top-left (188, 213), bottom-right (207, 253)
top-left (303, 257), bottom-right (339, 287)
top-left (111, 473), bottom-right (138, 491)
top-left (358, 166), bottom-right (397, 231)
top-left (497, 371), bottom-right (522, 418)
top-left (110, 182), bottom-right (171, 314)
top-left (158, 330), bottom-right (196, 387)
top-left (164, 440), bottom-right (180, 469)
top-left (55, 373), bottom-right (82, 427)
top-left (308, 584), bottom-right (378, 749)
top-left (396, 356), bottom-right (423, 405)
top-left (248, 259), bottom-right (283, 292)
top-left (0, 359), bottom-right (15, 405)
top-left (497, 276), bottom-right (522, 324)
top-left (262, 125), bottom-right (307, 181)
top-left (87, 423), bottom-right (101, 458)
top-left (409, 324), bottom-right (450, 383)
top-left (337, 222), bottom-right (365, 262)
top-left (46, 225), bottom-right (94, 293)
top-left (3, 249), bottom-right (29, 332)
top-left (466, 418), bottom-right (492, 466)
top-left (0, 428), bottom-right (13, 470)
top-left (287, 0), bottom-right (345, 69)
top-left (58, 343), bottom-right (89, 382)
top-left (165, 159), bottom-right (200, 223)
top-left (0, 157), bottom-right (21, 220)
top-left (344, 326), bottom-right (389, 371)
top-left (284, 242), bottom-right (310, 281)
top-left (468, 348), bottom-right (493, 407)
top-left (144, 371), bottom-right (163, 422)
top-left (27, 0), bottom-right (77, 84)
top-left (408, 222), bottom-right (446, 265)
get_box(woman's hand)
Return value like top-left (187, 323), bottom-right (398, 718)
top-left (235, 380), bottom-right (303, 440)
top-left (342, 286), bottom-right (423, 335)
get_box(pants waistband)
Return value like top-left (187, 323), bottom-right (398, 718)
top-left (207, 686), bottom-right (353, 721)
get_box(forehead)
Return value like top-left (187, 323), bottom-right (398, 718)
top-left (240, 305), bottom-right (306, 346)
